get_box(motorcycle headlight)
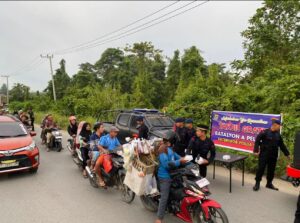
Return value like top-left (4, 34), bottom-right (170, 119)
top-left (191, 168), bottom-right (200, 177)
top-left (26, 141), bottom-right (36, 151)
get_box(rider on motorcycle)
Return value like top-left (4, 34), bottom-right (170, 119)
top-left (20, 114), bottom-right (30, 128)
top-left (67, 116), bottom-right (78, 150)
top-left (155, 131), bottom-right (188, 223)
top-left (89, 122), bottom-right (105, 171)
top-left (79, 122), bottom-right (92, 178)
top-left (44, 114), bottom-right (58, 152)
top-left (94, 126), bottom-right (121, 187)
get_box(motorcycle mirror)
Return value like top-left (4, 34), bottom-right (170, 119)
top-left (30, 131), bottom-right (37, 137)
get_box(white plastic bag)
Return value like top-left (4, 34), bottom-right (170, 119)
top-left (145, 175), bottom-right (159, 195)
top-left (124, 166), bottom-right (148, 196)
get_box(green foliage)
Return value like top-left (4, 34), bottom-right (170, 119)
top-left (9, 83), bottom-right (30, 102)
top-left (0, 84), bottom-right (7, 95)
top-left (241, 0), bottom-right (300, 77)
top-left (45, 59), bottom-right (71, 99)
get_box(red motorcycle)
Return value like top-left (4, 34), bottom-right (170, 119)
top-left (140, 164), bottom-right (228, 223)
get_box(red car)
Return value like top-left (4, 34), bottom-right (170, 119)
top-left (0, 115), bottom-right (39, 174)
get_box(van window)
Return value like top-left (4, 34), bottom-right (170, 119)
top-left (118, 114), bottom-right (130, 126)
top-left (130, 115), bottom-right (139, 129)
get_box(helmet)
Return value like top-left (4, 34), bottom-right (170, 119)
top-left (69, 116), bottom-right (76, 121)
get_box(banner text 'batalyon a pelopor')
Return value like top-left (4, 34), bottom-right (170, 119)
top-left (210, 111), bottom-right (281, 153)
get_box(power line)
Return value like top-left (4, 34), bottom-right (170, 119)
top-left (56, 0), bottom-right (200, 55)
top-left (59, 1), bottom-right (209, 55)
top-left (53, 1), bottom-right (181, 55)
top-left (10, 56), bottom-right (40, 76)
top-left (12, 59), bottom-right (46, 76)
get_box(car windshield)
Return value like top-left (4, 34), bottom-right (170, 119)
top-left (146, 115), bottom-right (174, 127)
top-left (0, 122), bottom-right (28, 137)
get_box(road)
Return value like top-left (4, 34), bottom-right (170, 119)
top-left (0, 127), bottom-right (298, 223)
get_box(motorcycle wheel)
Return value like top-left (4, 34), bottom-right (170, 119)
top-left (140, 195), bottom-right (159, 212)
top-left (89, 173), bottom-right (99, 188)
top-left (120, 174), bottom-right (135, 204)
top-left (57, 142), bottom-right (63, 152)
top-left (192, 205), bottom-right (229, 223)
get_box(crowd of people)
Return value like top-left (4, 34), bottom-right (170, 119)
top-left (3, 108), bottom-right (291, 223)
top-left (64, 115), bottom-right (217, 223)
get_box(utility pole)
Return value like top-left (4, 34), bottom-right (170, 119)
top-left (1, 75), bottom-right (9, 106)
top-left (40, 54), bottom-right (56, 102)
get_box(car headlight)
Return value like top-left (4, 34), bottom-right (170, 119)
top-left (26, 141), bottom-right (36, 151)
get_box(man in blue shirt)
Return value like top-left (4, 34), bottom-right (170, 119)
top-left (94, 126), bottom-right (121, 187)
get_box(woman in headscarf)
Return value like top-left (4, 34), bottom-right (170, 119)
top-left (79, 122), bottom-right (92, 178)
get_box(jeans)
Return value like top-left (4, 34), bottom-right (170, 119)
top-left (157, 178), bottom-right (172, 220)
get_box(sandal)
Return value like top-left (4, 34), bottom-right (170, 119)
top-left (83, 170), bottom-right (88, 178)
top-left (98, 179), bottom-right (106, 187)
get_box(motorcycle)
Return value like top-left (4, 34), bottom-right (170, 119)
top-left (67, 137), bottom-right (77, 157)
top-left (140, 164), bottom-right (229, 223)
top-left (47, 128), bottom-right (63, 152)
top-left (86, 147), bottom-right (135, 204)
top-left (71, 121), bottom-right (86, 163)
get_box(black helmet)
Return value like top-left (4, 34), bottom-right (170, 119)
top-left (162, 130), bottom-right (176, 143)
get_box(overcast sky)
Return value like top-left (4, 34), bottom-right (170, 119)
top-left (0, 1), bottom-right (262, 91)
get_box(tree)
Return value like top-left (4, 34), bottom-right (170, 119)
top-left (0, 84), bottom-right (7, 95)
top-left (72, 62), bottom-right (98, 88)
top-left (180, 46), bottom-right (206, 87)
top-left (94, 48), bottom-right (124, 86)
top-left (241, 0), bottom-right (300, 77)
top-left (45, 59), bottom-right (71, 100)
top-left (9, 83), bottom-right (30, 102)
top-left (126, 42), bottom-right (165, 108)
top-left (166, 50), bottom-right (181, 100)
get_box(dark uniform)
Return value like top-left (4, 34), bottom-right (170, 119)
top-left (254, 128), bottom-right (290, 185)
top-left (186, 127), bottom-right (196, 143)
top-left (173, 126), bottom-right (189, 157)
top-left (138, 123), bottom-right (149, 139)
top-left (187, 136), bottom-right (216, 177)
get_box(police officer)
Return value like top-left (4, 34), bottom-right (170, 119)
top-left (253, 119), bottom-right (290, 191)
top-left (136, 116), bottom-right (149, 139)
top-left (185, 118), bottom-right (196, 143)
top-left (173, 117), bottom-right (189, 157)
top-left (187, 125), bottom-right (216, 177)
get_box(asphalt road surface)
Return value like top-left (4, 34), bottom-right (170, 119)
top-left (0, 127), bottom-right (298, 223)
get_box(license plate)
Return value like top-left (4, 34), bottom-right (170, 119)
top-left (196, 178), bottom-right (210, 188)
top-left (0, 161), bottom-right (19, 168)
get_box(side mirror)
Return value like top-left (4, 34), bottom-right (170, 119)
top-left (30, 132), bottom-right (37, 137)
